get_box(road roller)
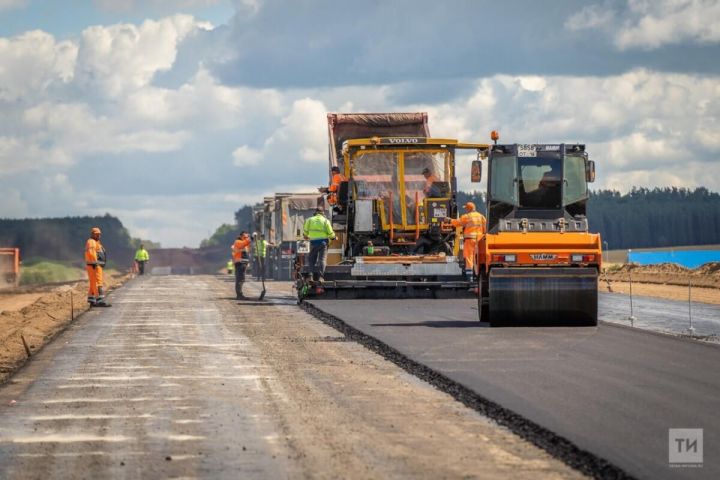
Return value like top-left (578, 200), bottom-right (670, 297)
top-left (471, 137), bottom-right (602, 326)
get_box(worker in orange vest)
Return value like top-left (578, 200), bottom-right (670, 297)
top-left (321, 166), bottom-right (347, 207)
top-left (231, 231), bottom-right (251, 299)
top-left (85, 227), bottom-right (110, 307)
top-left (448, 202), bottom-right (486, 276)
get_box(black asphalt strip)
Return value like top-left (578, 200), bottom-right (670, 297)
top-left (300, 301), bottom-right (634, 480)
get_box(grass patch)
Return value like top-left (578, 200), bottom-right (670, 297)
top-left (19, 261), bottom-right (84, 285)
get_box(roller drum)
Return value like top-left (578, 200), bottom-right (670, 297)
top-left (489, 268), bottom-right (598, 326)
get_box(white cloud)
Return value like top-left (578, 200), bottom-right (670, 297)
top-left (261, 97), bottom-right (328, 164)
top-left (567, 0), bottom-right (720, 50)
top-left (232, 145), bottom-right (262, 166)
top-left (75, 15), bottom-right (210, 97)
top-left (0, 0), bottom-right (26, 12)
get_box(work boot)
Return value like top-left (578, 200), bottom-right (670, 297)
top-left (87, 296), bottom-right (97, 306)
top-left (95, 300), bottom-right (112, 307)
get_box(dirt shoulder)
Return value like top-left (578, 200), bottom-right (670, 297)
top-left (0, 271), bottom-right (130, 384)
top-left (222, 280), bottom-right (584, 479)
top-left (601, 262), bottom-right (720, 305)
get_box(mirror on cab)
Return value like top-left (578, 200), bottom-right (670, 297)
top-left (471, 160), bottom-right (482, 183)
top-left (586, 159), bottom-right (596, 183)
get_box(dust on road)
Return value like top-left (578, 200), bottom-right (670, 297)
top-left (0, 275), bottom-right (583, 479)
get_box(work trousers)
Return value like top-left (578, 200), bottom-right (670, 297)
top-left (136, 260), bottom-right (146, 275)
top-left (462, 239), bottom-right (477, 272)
top-left (86, 265), bottom-right (104, 303)
top-left (234, 261), bottom-right (248, 298)
top-left (307, 240), bottom-right (329, 281)
top-left (253, 256), bottom-right (264, 279)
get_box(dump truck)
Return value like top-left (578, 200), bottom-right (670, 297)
top-left (0, 247), bottom-right (20, 289)
top-left (296, 112), bottom-right (488, 300)
top-left (470, 139), bottom-right (601, 326)
top-left (260, 193), bottom-right (324, 281)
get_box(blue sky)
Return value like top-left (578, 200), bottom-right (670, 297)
top-left (1, 0), bottom-right (719, 247)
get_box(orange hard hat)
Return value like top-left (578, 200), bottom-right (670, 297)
top-left (464, 202), bottom-right (476, 211)
top-left (90, 227), bottom-right (102, 235)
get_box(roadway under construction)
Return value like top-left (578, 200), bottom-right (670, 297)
top-left (1, 276), bottom-right (718, 479)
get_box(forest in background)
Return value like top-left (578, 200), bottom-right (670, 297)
top-left (211, 187), bottom-right (720, 251)
top-left (0, 214), bottom-right (157, 267)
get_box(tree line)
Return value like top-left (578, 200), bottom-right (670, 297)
top-left (0, 214), bottom-right (156, 267)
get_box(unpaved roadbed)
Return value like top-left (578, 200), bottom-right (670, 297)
top-left (0, 276), bottom-right (583, 479)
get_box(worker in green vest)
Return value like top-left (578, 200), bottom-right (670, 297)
top-left (226, 260), bottom-right (234, 274)
top-left (252, 233), bottom-right (273, 280)
top-left (302, 208), bottom-right (336, 283)
top-left (134, 244), bottom-right (150, 275)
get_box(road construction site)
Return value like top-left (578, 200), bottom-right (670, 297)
top-left (0, 274), bottom-right (718, 479)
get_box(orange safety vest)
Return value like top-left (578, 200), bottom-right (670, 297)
top-left (85, 238), bottom-right (105, 265)
top-left (451, 211), bottom-right (486, 240)
top-left (328, 173), bottom-right (347, 205)
top-left (232, 238), bottom-right (251, 262)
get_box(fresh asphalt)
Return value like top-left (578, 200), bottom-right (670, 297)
top-left (308, 296), bottom-right (720, 479)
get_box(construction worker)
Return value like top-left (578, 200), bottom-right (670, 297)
top-left (226, 260), bottom-right (234, 274)
top-left (303, 208), bottom-right (336, 283)
top-left (85, 227), bottom-right (110, 307)
top-left (231, 232), bottom-right (251, 299)
top-left (320, 166), bottom-right (347, 207)
top-left (134, 243), bottom-right (150, 275)
top-left (422, 167), bottom-right (441, 197)
top-left (252, 233), bottom-right (273, 280)
top-left (447, 202), bottom-right (486, 276)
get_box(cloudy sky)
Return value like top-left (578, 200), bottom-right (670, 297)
top-left (1, 0), bottom-right (718, 247)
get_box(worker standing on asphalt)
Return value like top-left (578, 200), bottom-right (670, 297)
top-left (85, 227), bottom-right (110, 307)
top-left (303, 208), bottom-right (336, 283)
top-left (134, 244), bottom-right (150, 275)
top-left (231, 232), bottom-right (251, 299)
top-left (252, 233), bottom-right (273, 280)
top-left (320, 166), bottom-right (347, 207)
top-left (226, 259), bottom-right (234, 274)
top-left (448, 202), bottom-right (486, 277)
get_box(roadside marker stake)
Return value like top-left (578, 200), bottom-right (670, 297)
top-left (628, 267), bottom-right (636, 327)
top-left (687, 279), bottom-right (695, 336)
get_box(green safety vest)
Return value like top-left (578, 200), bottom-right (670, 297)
top-left (303, 214), bottom-right (336, 240)
top-left (134, 249), bottom-right (149, 261)
top-left (253, 239), bottom-right (268, 258)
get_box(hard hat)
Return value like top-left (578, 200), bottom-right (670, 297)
top-left (464, 202), bottom-right (476, 211)
top-left (91, 227), bottom-right (102, 235)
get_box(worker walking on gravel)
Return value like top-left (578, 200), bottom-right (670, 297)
top-left (85, 227), bottom-right (110, 307)
top-left (448, 202), bottom-right (486, 277)
top-left (303, 208), bottom-right (336, 283)
top-left (231, 232), bottom-right (251, 299)
top-left (134, 244), bottom-right (150, 275)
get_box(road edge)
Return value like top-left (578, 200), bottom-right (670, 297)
top-left (0, 274), bottom-right (132, 388)
top-left (301, 301), bottom-right (635, 480)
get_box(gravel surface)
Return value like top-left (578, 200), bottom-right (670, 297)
top-left (0, 275), bottom-right (583, 479)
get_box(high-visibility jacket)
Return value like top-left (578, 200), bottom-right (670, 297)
top-left (303, 214), bottom-right (336, 241)
top-left (328, 173), bottom-right (347, 205)
top-left (134, 248), bottom-right (149, 262)
top-left (226, 260), bottom-right (234, 272)
top-left (85, 238), bottom-right (106, 266)
top-left (451, 211), bottom-right (486, 240)
top-left (231, 238), bottom-right (251, 262)
top-left (328, 173), bottom-right (346, 193)
top-left (253, 239), bottom-right (268, 258)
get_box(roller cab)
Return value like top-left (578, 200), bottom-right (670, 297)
top-left (473, 142), bottom-right (602, 326)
